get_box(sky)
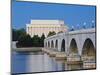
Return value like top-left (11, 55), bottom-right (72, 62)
top-left (12, 0), bottom-right (96, 29)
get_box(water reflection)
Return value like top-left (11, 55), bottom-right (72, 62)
top-left (11, 51), bottom-right (28, 73)
top-left (12, 51), bottom-right (94, 74)
top-left (55, 59), bottom-right (83, 71)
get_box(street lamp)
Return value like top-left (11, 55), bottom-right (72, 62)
top-left (83, 22), bottom-right (86, 29)
top-left (91, 20), bottom-right (95, 28)
top-left (71, 26), bottom-right (74, 31)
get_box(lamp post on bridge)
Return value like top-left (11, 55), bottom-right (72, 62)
top-left (91, 20), bottom-right (95, 28)
top-left (71, 26), bottom-right (75, 31)
top-left (83, 22), bottom-right (86, 29)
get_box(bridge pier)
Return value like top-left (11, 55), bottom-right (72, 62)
top-left (83, 61), bottom-right (96, 69)
top-left (42, 48), bottom-right (82, 62)
top-left (81, 56), bottom-right (96, 69)
top-left (67, 53), bottom-right (82, 65)
top-left (58, 39), bottom-right (62, 51)
top-left (55, 52), bottom-right (67, 60)
top-left (42, 47), bottom-right (96, 69)
top-left (42, 48), bottom-right (67, 60)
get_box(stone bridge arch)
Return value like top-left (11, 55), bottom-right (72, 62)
top-left (81, 38), bottom-right (96, 61)
top-left (69, 38), bottom-right (79, 55)
top-left (67, 36), bottom-right (82, 55)
top-left (55, 39), bottom-right (58, 50)
top-left (45, 42), bottom-right (47, 47)
top-left (61, 39), bottom-right (65, 52)
top-left (51, 40), bottom-right (54, 48)
top-left (80, 33), bottom-right (96, 55)
top-left (48, 41), bottom-right (50, 48)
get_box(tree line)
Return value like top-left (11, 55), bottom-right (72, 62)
top-left (12, 28), bottom-right (60, 48)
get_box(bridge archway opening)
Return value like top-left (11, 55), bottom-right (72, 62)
top-left (61, 39), bottom-right (65, 52)
top-left (69, 39), bottom-right (78, 55)
top-left (55, 40), bottom-right (58, 49)
top-left (48, 41), bottom-right (50, 48)
top-left (82, 38), bottom-right (96, 61)
top-left (45, 42), bottom-right (47, 47)
top-left (51, 40), bottom-right (54, 48)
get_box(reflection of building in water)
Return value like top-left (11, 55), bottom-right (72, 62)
top-left (26, 20), bottom-right (68, 37)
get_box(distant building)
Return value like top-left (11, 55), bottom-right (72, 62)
top-left (26, 20), bottom-right (68, 37)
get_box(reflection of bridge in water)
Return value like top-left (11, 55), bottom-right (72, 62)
top-left (43, 28), bottom-right (96, 69)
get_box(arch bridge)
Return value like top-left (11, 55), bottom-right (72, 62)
top-left (44, 28), bottom-right (96, 63)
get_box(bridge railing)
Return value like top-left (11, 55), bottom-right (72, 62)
top-left (68, 28), bottom-right (95, 35)
top-left (44, 28), bottom-right (95, 41)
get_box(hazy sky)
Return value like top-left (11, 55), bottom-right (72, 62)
top-left (12, 0), bottom-right (96, 29)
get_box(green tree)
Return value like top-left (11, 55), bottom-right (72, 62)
top-left (16, 34), bottom-right (32, 47)
top-left (13, 28), bottom-right (46, 47)
top-left (12, 28), bottom-right (26, 41)
top-left (47, 31), bottom-right (56, 37)
top-left (32, 35), bottom-right (40, 47)
top-left (39, 33), bottom-right (45, 47)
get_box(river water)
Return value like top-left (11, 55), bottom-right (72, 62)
top-left (11, 50), bottom-right (83, 74)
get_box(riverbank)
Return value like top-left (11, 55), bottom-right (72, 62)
top-left (12, 47), bottom-right (42, 52)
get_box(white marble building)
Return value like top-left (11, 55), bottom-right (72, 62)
top-left (26, 20), bottom-right (68, 37)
